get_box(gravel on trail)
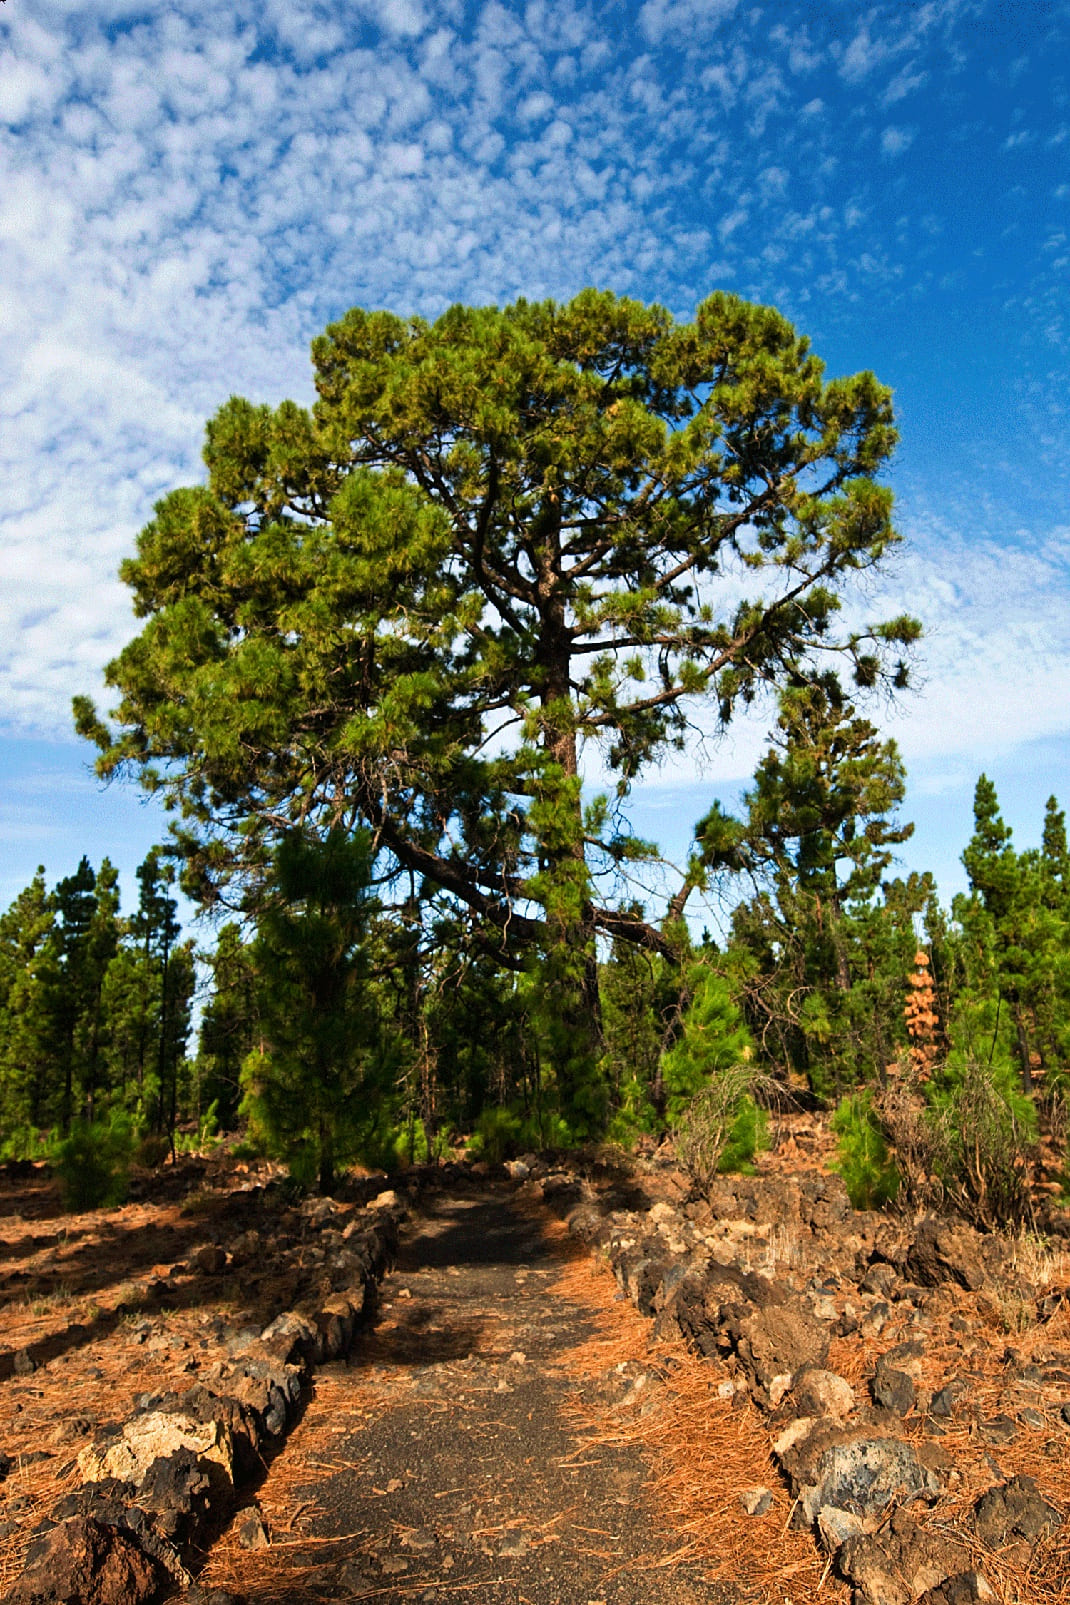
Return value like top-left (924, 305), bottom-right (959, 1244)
top-left (205, 1187), bottom-right (735, 1605)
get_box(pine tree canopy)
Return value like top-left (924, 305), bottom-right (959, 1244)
top-left (75, 288), bottom-right (919, 963)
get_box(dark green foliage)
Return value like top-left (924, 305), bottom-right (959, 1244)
top-left (703, 679), bottom-right (927, 1096)
top-left (466, 1106), bottom-right (527, 1165)
top-left (953, 778), bottom-right (1070, 1096)
top-left (674, 1070), bottom-right (766, 1193)
top-left (51, 856), bottom-right (99, 1130)
top-left (78, 288), bottom-right (917, 1127)
top-left (660, 963), bottom-right (753, 1126)
top-left (194, 924), bottom-right (257, 1129)
top-left (605, 1077), bottom-right (660, 1147)
top-left (600, 931), bottom-right (676, 1128)
top-left (0, 853), bottom-right (194, 1164)
top-left (831, 1092), bottom-right (900, 1209)
top-left (50, 1115), bottom-right (134, 1211)
top-left (466, 1104), bottom-right (575, 1164)
top-left (240, 828), bottom-right (386, 1193)
top-left (0, 868), bottom-right (58, 1135)
top-left (718, 1094), bottom-right (769, 1175)
top-left (927, 1049), bottom-right (1037, 1230)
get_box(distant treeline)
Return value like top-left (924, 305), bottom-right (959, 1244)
top-left (3, 758), bottom-right (1069, 1214)
top-left (7, 292), bottom-right (1069, 1212)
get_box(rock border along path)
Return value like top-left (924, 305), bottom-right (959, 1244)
top-left (8, 1145), bottom-right (1070, 1605)
top-left (5, 1195), bottom-right (401, 1605)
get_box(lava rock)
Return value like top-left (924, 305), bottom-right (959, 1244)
top-left (907, 1219), bottom-right (986, 1292)
top-left (233, 1504), bottom-right (269, 1550)
top-left (839, 1508), bottom-right (969, 1605)
top-left (6, 1516), bottom-right (164, 1605)
top-left (972, 1475), bottom-right (1062, 1549)
top-left (258, 1312), bottom-right (318, 1368)
top-left (861, 1263), bottom-right (898, 1298)
top-left (979, 1414), bottom-right (1017, 1447)
top-left (790, 1368), bottom-right (856, 1422)
top-left (725, 1297), bottom-right (831, 1406)
top-left (930, 1380), bottom-right (967, 1419)
top-left (775, 1421), bottom-right (941, 1531)
top-left (917, 1573), bottom-right (998, 1603)
top-left (739, 1486), bottom-right (773, 1516)
top-left (136, 1448), bottom-right (220, 1546)
top-left (78, 1409), bottom-right (236, 1493)
top-left (190, 1246), bottom-right (227, 1276)
top-left (871, 1366), bottom-right (916, 1417)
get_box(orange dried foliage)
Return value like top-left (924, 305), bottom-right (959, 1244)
top-left (904, 948), bottom-right (940, 1081)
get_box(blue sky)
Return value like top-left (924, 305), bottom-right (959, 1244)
top-left (1, 0), bottom-right (1068, 925)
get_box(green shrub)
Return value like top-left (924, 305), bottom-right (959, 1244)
top-left (51, 1115), bottom-right (134, 1211)
top-left (674, 1064), bottom-right (762, 1194)
top-left (465, 1105), bottom-right (576, 1163)
top-left (0, 1127), bottom-right (51, 1163)
top-left (240, 827), bottom-right (384, 1194)
top-left (605, 1077), bottom-right (659, 1148)
top-left (719, 1093), bottom-right (769, 1175)
top-left (831, 1092), bottom-right (899, 1210)
top-left (661, 965), bottom-right (753, 1126)
top-left (230, 1132), bottom-right (267, 1162)
top-left (391, 1118), bottom-right (453, 1168)
top-left (467, 1106), bottom-right (524, 1163)
top-left (135, 1132), bottom-right (171, 1169)
top-left (928, 1053), bottom-right (1036, 1230)
top-left (174, 1101), bottom-right (221, 1157)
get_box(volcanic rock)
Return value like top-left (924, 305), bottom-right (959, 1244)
top-left (6, 1516), bottom-right (165, 1605)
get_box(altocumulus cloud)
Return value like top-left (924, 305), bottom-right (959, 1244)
top-left (0, 0), bottom-right (1068, 807)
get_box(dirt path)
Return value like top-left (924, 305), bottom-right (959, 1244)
top-left (202, 1188), bottom-right (737, 1605)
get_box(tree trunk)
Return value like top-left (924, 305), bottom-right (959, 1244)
top-left (318, 1112), bottom-right (335, 1196)
top-left (534, 507), bottom-right (604, 1127)
top-left (1015, 1009), bottom-right (1033, 1095)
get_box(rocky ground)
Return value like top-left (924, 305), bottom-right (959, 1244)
top-left (2, 1119), bottom-right (1070, 1604)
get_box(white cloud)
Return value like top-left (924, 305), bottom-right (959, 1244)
top-left (770, 22), bottom-right (822, 75)
top-left (759, 164), bottom-right (788, 195)
top-left (518, 88), bottom-right (555, 121)
top-left (581, 502), bottom-right (1070, 811)
top-left (0, 0), bottom-right (1065, 806)
top-left (839, 23), bottom-right (891, 83)
top-left (638, 0), bottom-right (738, 47)
top-left (881, 64), bottom-right (927, 106)
top-left (718, 203), bottom-right (749, 241)
top-left (880, 124), bottom-right (915, 156)
top-left (0, 59), bottom-right (55, 123)
top-left (863, 519), bottom-right (1070, 767)
top-left (374, 0), bottom-right (431, 37)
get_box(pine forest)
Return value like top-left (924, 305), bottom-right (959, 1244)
top-left (3, 290), bottom-right (1066, 1227)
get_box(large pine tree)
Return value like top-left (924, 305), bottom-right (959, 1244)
top-left (76, 289), bottom-right (919, 1125)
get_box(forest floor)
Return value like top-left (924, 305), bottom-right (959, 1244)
top-left (3, 1127), bottom-right (1070, 1603)
top-left (0, 1153), bottom-right (835, 1604)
